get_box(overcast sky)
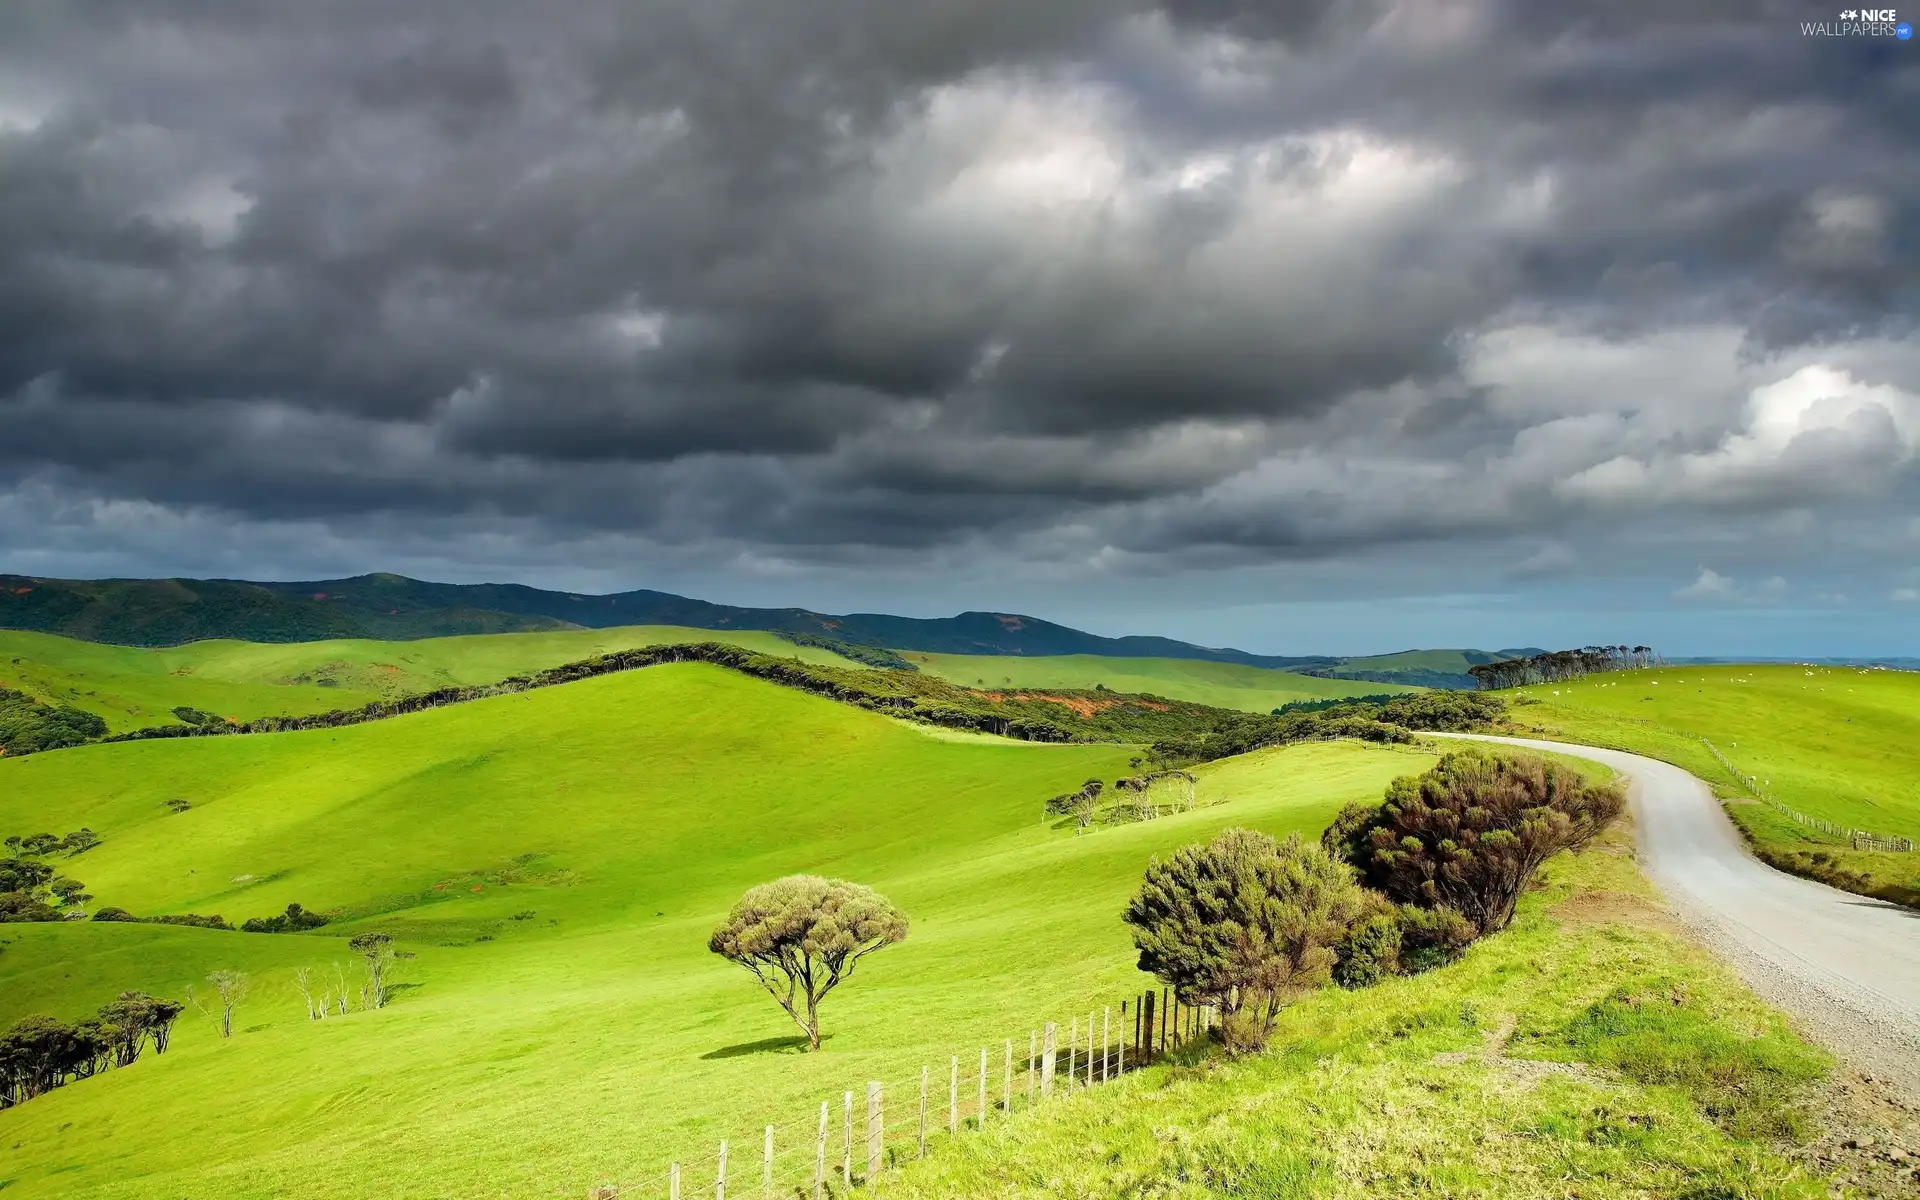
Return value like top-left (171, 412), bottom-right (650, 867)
top-left (1, 1), bottom-right (1916, 656)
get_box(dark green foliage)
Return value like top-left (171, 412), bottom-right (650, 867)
top-left (0, 992), bottom-right (186, 1109)
top-left (1538, 988), bottom-right (1825, 1140)
top-left (1331, 892), bottom-right (1476, 987)
top-left (241, 903), bottom-right (330, 933)
top-left (1338, 751), bottom-right (1625, 934)
top-left (0, 890), bottom-right (62, 922)
top-left (90, 907), bottom-right (232, 929)
top-left (1270, 693), bottom-right (1406, 715)
top-left (170, 706), bottom-right (227, 727)
top-left (148, 912), bottom-right (233, 930)
top-left (165, 798), bottom-right (193, 813)
top-left (1124, 829), bottom-right (1366, 1053)
top-left (0, 686), bottom-right (108, 754)
top-left (772, 633), bottom-right (918, 670)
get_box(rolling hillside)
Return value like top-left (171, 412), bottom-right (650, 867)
top-left (905, 652), bottom-right (1417, 713)
top-left (0, 626), bottom-right (863, 734)
top-left (0, 663), bottom-right (1435, 1199)
top-left (1504, 663), bottom-right (1920, 904)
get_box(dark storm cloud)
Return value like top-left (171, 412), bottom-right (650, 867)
top-left (0, 0), bottom-right (1917, 612)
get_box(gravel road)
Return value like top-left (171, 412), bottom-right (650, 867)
top-left (1437, 733), bottom-right (1920, 1098)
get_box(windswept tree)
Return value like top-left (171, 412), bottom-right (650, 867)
top-left (1124, 829), bottom-right (1366, 1053)
top-left (1332, 750), bottom-right (1624, 933)
top-left (708, 876), bottom-right (908, 1051)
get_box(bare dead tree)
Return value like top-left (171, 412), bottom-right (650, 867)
top-left (191, 971), bottom-right (249, 1038)
top-left (293, 967), bottom-right (321, 1021)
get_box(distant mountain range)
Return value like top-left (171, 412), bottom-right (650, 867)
top-left (0, 572), bottom-right (1541, 686)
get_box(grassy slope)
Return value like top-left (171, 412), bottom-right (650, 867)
top-left (904, 653), bottom-right (1416, 714)
top-left (1503, 663), bottom-right (1920, 901)
top-left (0, 665), bottom-right (1433, 1200)
top-left (0, 626), bottom-right (860, 734)
top-left (886, 817), bottom-right (1831, 1199)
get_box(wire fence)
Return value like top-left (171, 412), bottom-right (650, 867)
top-left (586, 987), bottom-right (1215, 1199)
top-left (1701, 738), bottom-right (1912, 853)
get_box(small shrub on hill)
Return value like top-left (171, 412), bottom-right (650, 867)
top-left (1124, 829), bottom-right (1366, 1053)
top-left (241, 903), bottom-right (330, 933)
top-left (1330, 750), bottom-right (1624, 934)
top-left (1330, 892), bottom-right (1475, 987)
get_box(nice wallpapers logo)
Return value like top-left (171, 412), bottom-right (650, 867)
top-left (1803, 7), bottom-right (1914, 36)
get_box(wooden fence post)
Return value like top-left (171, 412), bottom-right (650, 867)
top-left (1086, 1010), bottom-right (1094, 1087)
top-left (867, 1081), bottom-right (883, 1180)
top-left (1027, 1031), bottom-right (1036, 1104)
top-left (841, 1091), bottom-right (852, 1192)
top-left (1117, 1012), bottom-right (1125, 1076)
top-left (1139, 991), bottom-right (1152, 1058)
top-left (918, 1065), bottom-right (928, 1158)
top-left (977, 1047), bottom-right (988, 1130)
top-left (813, 1101), bottom-right (827, 1200)
top-left (1003, 1039), bottom-right (1013, 1111)
top-left (670, 1162), bottom-right (681, 1200)
top-left (1160, 987), bottom-right (1169, 1053)
top-left (1040, 1022), bottom-right (1057, 1098)
top-left (948, 1055), bottom-right (959, 1135)
top-left (1068, 1015), bottom-right (1077, 1087)
top-left (715, 1140), bottom-right (727, 1200)
top-left (1102, 1007), bottom-right (1111, 1083)
top-left (762, 1126), bottom-right (773, 1200)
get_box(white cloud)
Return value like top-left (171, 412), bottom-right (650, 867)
top-left (1676, 566), bottom-right (1736, 600)
top-left (1895, 588), bottom-right (1919, 603)
top-left (1559, 365), bottom-right (1920, 509)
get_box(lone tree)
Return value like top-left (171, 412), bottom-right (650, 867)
top-left (708, 876), bottom-right (908, 1051)
top-left (1124, 828), bottom-right (1365, 1054)
top-left (1328, 750), bottom-right (1624, 934)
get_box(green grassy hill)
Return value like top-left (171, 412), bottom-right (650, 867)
top-left (903, 653), bottom-right (1417, 714)
top-left (0, 626), bottom-right (862, 733)
top-left (1505, 663), bottom-right (1920, 904)
top-left (0, 663), bottom-right (1434, 1200)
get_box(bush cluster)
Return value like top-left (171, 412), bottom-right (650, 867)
top-left (0, 833), bottom-right (99, 922)
top-left (240, 903), bottom-right (330, 933)
top-left (0, 992), bottom-right (184, 1109)
top-left (92, 907), bottom-right (233, 930)
top-left (1125, 750), bottom-right (1622, 1053)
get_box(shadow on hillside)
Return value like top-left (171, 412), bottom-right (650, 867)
top-left (701, 1034), bottom-right (831, 1060)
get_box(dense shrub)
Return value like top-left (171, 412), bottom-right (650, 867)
top-left (1332, 751), bottom-right (1624, 934)
top-left (241, 903), bottom-right (330, 933)
top-left (1331, 893), bottom-right (1476, 987)
top-left (1124, 829), bottom-right (1365, 1053)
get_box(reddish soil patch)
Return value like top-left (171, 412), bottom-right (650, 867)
top-left (1549, 889), bottom-right (1686, 937)
top-left (1138, 700), bottom-right (1171, 711)
top-left (1012, 692), bottom-right (1120, 719)
top-left (995, 615), bottom-right (1025, 630)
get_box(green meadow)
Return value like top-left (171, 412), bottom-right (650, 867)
top-left (902, 652), bottom-right (1413, 714)
top-left (0, 662), bottom-right (1434, 1200)
top-left (0, 626), bottom-right (859, 733)
top-left (1505, 663), bottom-right (1920, 902)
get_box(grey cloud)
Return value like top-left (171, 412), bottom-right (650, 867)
top-left (0, 0), bottom-right (1916, 627)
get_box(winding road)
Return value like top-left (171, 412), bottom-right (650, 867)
top-left (1437, 734), bottom-right (1920, 1092)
